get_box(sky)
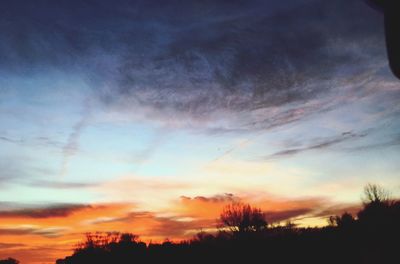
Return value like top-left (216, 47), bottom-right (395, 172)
top-left (1, 0), bottom-right (400, 263)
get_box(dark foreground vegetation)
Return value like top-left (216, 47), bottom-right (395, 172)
top-left (53, 185), bottom-right (400, 264)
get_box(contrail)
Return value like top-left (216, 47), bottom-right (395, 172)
top-left (60, 100), bottom-right (92, 177)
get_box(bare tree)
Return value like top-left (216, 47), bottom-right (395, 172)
top-left (219, 203), bottom-right (268, 234)
top-left (362, 183), bottom-right (390, 204)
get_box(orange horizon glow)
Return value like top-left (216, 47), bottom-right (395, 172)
top-left (0, 194), bottom-right (360, 264)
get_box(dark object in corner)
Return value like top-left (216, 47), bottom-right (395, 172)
top-left (366, 0), bottom-right (400, 79)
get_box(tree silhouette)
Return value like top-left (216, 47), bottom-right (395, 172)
top-left (328, 212), bottom-right (355, 228)
top-left (357, 184), bottom-right (397, 230)
top-left (219, 203), bottom-right (268, 234)
top-left (362, 183), bottom-right (390, 204)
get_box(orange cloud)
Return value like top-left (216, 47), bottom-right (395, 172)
top-left (172, 193), bottom-right (327, 227)
top-left (313, 203), bottom-right (361, 218)
top-left (0, 193), bottom-right (337, 264)
top-left (176, 194), bottom-right (238, 219)
top-left (0, 203), bottom-right (132, 264)
top-left (0, 204), bottom-right (91, 219)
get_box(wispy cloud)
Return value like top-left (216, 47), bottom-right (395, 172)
top-left (312, 204), bottom-right (361, 219)
top-left (343, 135), bottom-right (400, 152)
top-left (0, 0), bottom-right (388, 132)
top-left (0, 204), bottom-right (90, 218)
top-left (0, 226), bottom-right (68, 238)
top-left (60, 100), bottom-right (92, 176)
top-left (0, 242), bottom-right (25, 249)
top-left (27, 180), bottom-right (98, 189)
top-left (265, 132), bottom-right (367, 159)
top-left (0, 136), bottom-right (22, 144)
top-left (264, 208), bottom-right (314, 223)
top-left (0, 135), bottom-right (63, 148)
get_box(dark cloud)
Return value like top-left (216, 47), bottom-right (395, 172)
top-left (0, 0), bottom-right (388, 131)
top-left (264, 208), bottom-right (314, 223)
top-left (180, 193), bottom-right (237, 203)
top-left (0, 134), bottom-right (63, 149)
top-left (0, 242), bottom-right (25, 249)
top-left (84, 210), bottom-right (213, 238)
top-left (0, 226), bottom-right (67, 238)
top-left (27, 179), bottom-right (97, 189)
top-left (148, 216), bottom-right (214, 238)
top-left (343, 134), bottom-right (400, 152)
top-left (0, 204), bottom-right (90, 218)
top-left (0, 136), bottom-right (23, 144)
top-left (266, 131), bottom-right (367, 159)
top-left (313, 204), bottom-right (361, 219)
top-left (85, 211), bottom-right (154, 225)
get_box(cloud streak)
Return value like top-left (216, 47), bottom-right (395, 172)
top-left (0, 226), bottom-right (68, 238)
top-left (0, 204), bottom-right (90, 218)
top-left (264, 208), bottom-right (314, 223)
top-left (27, 180), bottom-right (97, 189)
top-left (0, 242), bottom-right (25, 249)
top-left (60, 101), bottom-right (92, 176)
top-left (266, 131), bottom-right (367, 159)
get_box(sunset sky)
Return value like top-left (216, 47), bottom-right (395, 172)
top-left (1, 0), bottom-right (400, 263)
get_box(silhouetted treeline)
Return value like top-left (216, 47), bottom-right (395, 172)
top-left (55, 185), bottom-right (399, 264)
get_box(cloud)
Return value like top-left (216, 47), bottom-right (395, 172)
top-left (27, 180), bottom-right (98, 189)
top-left (129, 127), bottom-right (170, 166)
top-left (0, 194), bottom-right (353, 263)
top-left (148, 216), bottom-right (214, 238)
top-left (175, 193), bottom-right (327, 224)
top-left (0, 136), bottom-right (22, 144)
top-left (176, 194), bottom-right (239, 219)
top-left (0, 193), bottom-right (329, 239)
top-left (313, 204), bottom-right (361, 219)
top-left (71, 193), bottom-right (329, 238)
top-left (60, 106), bottom-right (92, 176)
top-left (0, 226), bottom-right (68, 238)
top-left (78, 210), bottom-right (212, 240)
top-left (0, 135), bottom-right (63, 149)
top-left (343, 135), bottom-right (400, 152)
top-left (0, 245), bottom-right (70, 264)
top-left (0, 157), bottom-right (33, 187)
top-left (177, 193), bottom-right (323, 225)
top-left (180, 194), bottom-right (237, 204)
top-left (0, 204), bottom-right (90, 218)
top-left (0, 0), bottom-right (389, 132)
top-left (266, 131), bottom-right (367, 159)
top-left (0, 242), bottom-right (25, 249)
top-left (264, 208), bottom-right (314, 223)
